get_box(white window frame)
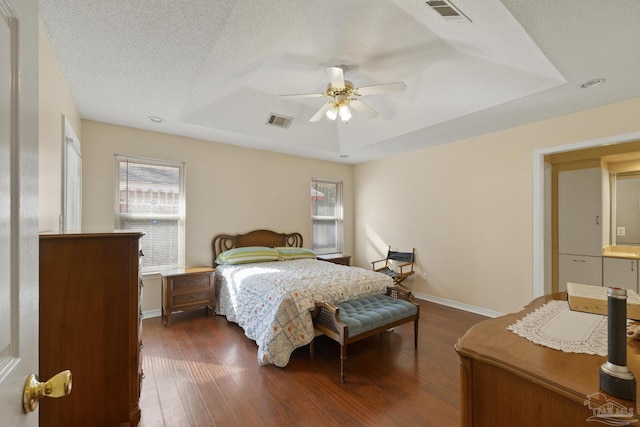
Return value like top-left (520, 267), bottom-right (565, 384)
top-left (311, 178), bottom-right (343, 255)
top-left (114, 155), bottom-right (185, 274)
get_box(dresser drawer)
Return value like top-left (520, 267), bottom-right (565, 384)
top-left (168, 274), bottom-right (211, 292)
top-left (171, 290), bottom-right (212, 307)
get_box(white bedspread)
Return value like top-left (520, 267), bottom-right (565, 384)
top-left (215, 258), bottom-right (392, 366)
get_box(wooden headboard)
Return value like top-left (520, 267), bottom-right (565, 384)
top-left (212, 229), bottom-right (303, 264)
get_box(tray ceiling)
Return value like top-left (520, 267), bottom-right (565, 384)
top-left (39, 0), bottom-right (640, 163)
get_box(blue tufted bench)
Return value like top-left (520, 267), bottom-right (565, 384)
top-left (311, 285), bottom-right (419, 383)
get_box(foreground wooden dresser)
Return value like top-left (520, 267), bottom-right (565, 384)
top-left (455, 293), bottom-right (640, 427)
top-left (39, 232), bottom-right (144, 427)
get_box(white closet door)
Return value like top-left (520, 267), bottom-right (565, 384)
top-left (558, 168), bottom-right (604, 256)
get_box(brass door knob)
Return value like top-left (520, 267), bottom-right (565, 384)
top-left (23, 370), bottom-right (72, 413)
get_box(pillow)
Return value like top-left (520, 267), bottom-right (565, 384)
top-left (216, 246), bottom-right (280, 265)
top-left (275, 247), bottom-right (317, 260)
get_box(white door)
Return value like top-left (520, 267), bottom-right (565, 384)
top-left (0, 0), bottom-right (40, 425)
top-left (558, 167), bottom-right (605, 257)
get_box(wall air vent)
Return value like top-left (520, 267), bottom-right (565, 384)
top-left (425, 1), bottom-right (471, 23)
top-left (266, 113), bottom-right (293, 129)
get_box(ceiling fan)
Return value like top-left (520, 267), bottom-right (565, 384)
top-left (278, 66), bottom-right (406, 122)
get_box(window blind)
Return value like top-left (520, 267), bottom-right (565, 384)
top-left (311, 178), bottom-right (343, 254)
top-left (115, 155), bottom-right (185, 273)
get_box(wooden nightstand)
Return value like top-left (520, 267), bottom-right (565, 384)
top-left (161, 267), bottom-right (215, 326)
top-left (317, 253), bottom-right (351, 266)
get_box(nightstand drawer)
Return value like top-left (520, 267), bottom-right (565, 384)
top-left (169, 274), bottom-right (211, 292)
top-left (171, 290), bottom-right (212, 308)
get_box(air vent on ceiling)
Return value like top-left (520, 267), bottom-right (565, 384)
top-left (425, 0), bottom-right (471, 23)
top-left (266, 113), bottom-right (293, 129)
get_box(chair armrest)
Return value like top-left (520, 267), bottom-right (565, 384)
top-left (371, 259), bottom-right (386, 269)
top-left (315, 301), bottom-right (338, 313)
top-left (313, 301), bottom-right (347, 338)
top-left (397, 263), bottom-right (414, 274)
top-left (386, 285), bottom-right (414, 301)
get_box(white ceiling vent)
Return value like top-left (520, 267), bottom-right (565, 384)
top-left (425, 1), bottom-right (471, 23)
top-left (266, 113), bottom-right (293, 129)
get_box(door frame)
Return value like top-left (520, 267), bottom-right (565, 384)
top-left (533, 130), bottom-right (640, 298)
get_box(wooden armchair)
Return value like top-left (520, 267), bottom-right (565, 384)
top-left (371, 247), bottom-right (415, 285)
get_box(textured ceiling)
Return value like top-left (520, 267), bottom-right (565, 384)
top-left (39, 0), bottom-right (640, 164)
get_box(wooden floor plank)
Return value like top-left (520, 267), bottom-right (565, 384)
top-left (139, 299), bottom-right (486, 426)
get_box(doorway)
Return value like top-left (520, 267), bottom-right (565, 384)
top-left (533, 131), bottom-right (640, 297)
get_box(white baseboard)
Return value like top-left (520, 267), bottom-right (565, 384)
top-left (412, 291), bottom-right (503, 318)
top-left (142, 309), bottom-right (162, 319)
top-left (142, 295), bottom-right (503, 320)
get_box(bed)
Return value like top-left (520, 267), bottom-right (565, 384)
top-left (212, 230), bottom-right (393, 367)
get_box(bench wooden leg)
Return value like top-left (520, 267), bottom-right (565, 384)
top-left (313, 296), bottom-right (419, 383)
top-left (310, 337), bottom-right (315, 357)
top-left (340, 345), bottom-right (346, 383)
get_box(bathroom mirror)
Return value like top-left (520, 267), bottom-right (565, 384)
top-left (611, 172), bottom-right (640, 245)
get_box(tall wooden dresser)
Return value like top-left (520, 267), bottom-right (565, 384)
top-left (39, 232), bottom-right (144, 427)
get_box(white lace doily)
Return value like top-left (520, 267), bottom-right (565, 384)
top-left (507, 300), bottom-right (608, 356)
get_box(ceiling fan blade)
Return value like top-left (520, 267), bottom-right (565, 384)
top-left (278, 93), bottom-right (324, 99)
top-left (349, 99), bottom-right (379, 119)
top-left (326, 66), bottom-right (346, 89)
top-left (356, 82), bottom-right (406, 96)
top-left (309, 102), bottom-right (335, 122)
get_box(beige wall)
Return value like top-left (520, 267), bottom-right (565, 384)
top-left (38, 22), bottom-right (640, 315)
top-left (38, 21), bottom-right (81, 232)
top-left (80, 121), bottom-right (354, 312)
top-left (354, 97), bottom-right (640, 314)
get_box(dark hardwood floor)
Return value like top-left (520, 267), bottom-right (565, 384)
top-left (139, 299), bottom-right (487, 427)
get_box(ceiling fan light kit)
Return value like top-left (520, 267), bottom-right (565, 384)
top-left (338, 103), bottom-right (352, 121)
top-left (279, 66), bottom-right (406, 123)
top-left (325, 105), bottom-right (338, 121)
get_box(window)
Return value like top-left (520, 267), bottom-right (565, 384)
top-left (62, 117), bottom-right (82, 232)
top-left (311, 179), bottom-right (343, 254)
top-left (115, 155), bottom-right (185, 273)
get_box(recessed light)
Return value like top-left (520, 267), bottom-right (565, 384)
top-left (148, 116), bottom-right (165, 123)
top-left (579, 78), bottom-right (605, 89)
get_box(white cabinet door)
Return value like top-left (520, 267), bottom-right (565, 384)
top-left (558, 254), bottom-right (602, 292)
top-left (558, 168), bottom-right (608, 256)
top-left (603, 257), bottom-right (638, 291)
